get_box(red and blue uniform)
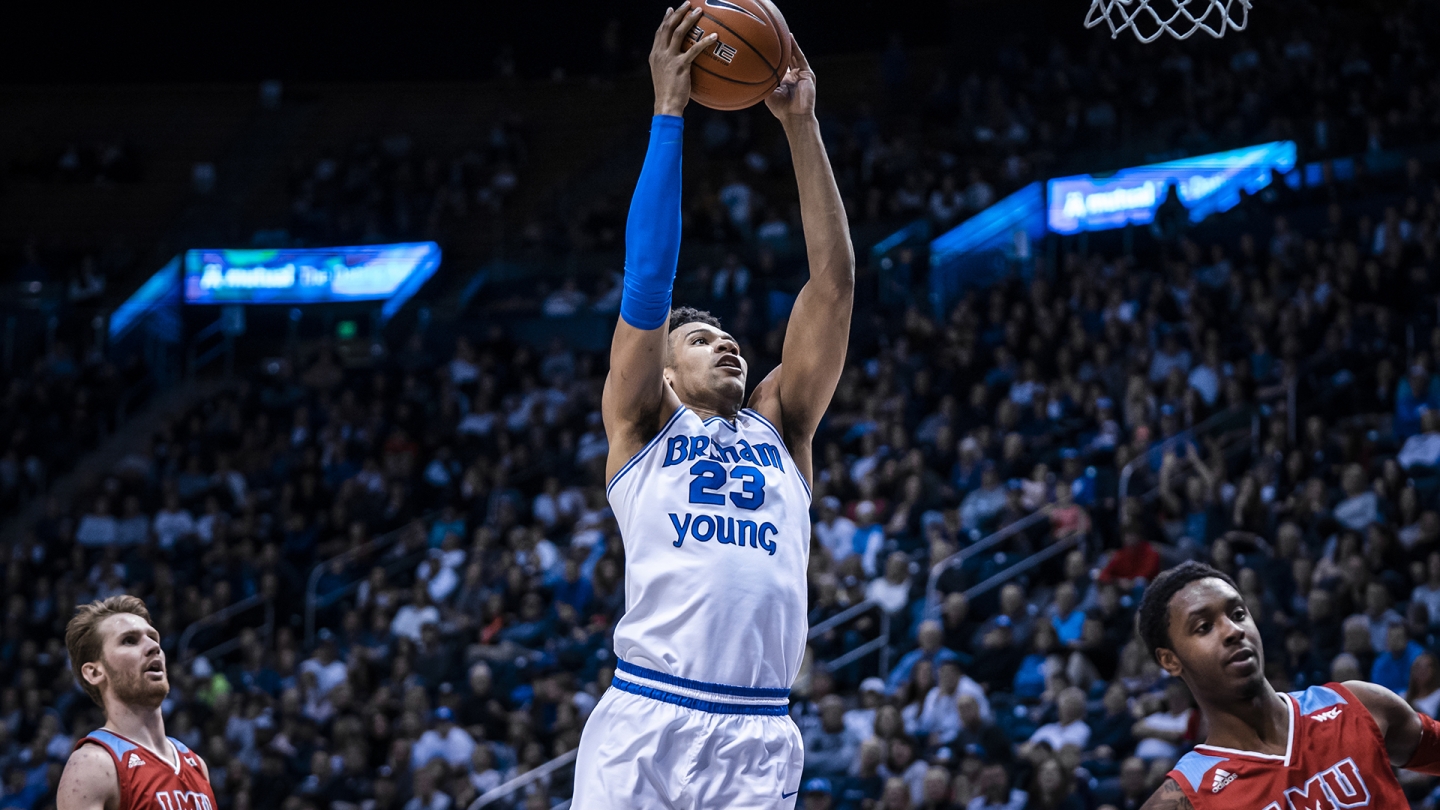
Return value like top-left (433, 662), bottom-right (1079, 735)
top-left (1167, 683), bottom-right (1407, 810)
top-left (73, 730), bottom-right (215, 810)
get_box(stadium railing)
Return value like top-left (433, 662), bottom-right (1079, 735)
top-left (185, 315), bottom-right (234, 378)
top-left (958, 532), bottom-right (1088, 604)
top-left (807, 598), bottom-right (893, 677)
top-left (176, 592), bottom-right (275, 665)
top-left (1114, 405), bottom-right (1257, 524)
top-left (1115, 375), bottom-right (1296, 528)
top-left (303, 515), bottom-right (435, 647)
top-left (924, 506), bottom-right (1056, 620)
top-left (464, 748), bottom-right (578, 810)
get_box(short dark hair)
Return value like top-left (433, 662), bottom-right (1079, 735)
top-left (668, 307), bottom-right (722, 333)
top-left (1136, 561), bottom-right (1237, 662)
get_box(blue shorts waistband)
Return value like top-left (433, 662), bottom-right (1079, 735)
top-left (611, 677), bottom-right (790, 716)
top-left (615, 659), bottom-right (791, 700)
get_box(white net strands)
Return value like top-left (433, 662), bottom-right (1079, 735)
top-left (1085, 0), bottom-right (1251, 42)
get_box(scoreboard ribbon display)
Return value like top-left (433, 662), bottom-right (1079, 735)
top-left (183, 242), bottom-right (441, 312)
top-left (1046, 141), bottom-right (1297, 235)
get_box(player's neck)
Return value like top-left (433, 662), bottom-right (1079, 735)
top-left (1197, 682), bottom-right (1290, 756)
top-left (103, 701), bottom-right (170, 761)
top-left (684, 402), bottom-right (739, 422)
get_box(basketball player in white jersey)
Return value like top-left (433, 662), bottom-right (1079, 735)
top-left (572, 5), bottom-right (853, 809)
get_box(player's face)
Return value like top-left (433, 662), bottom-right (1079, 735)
top-left (1160, 577), bottom-right (1266, 700)
top-left (665, 323), bottom-right (747, 410)
top-left (93, 613), bottom-right (169, 709)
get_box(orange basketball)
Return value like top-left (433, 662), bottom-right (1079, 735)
top-left (687, 0), bottom-right (793, 111)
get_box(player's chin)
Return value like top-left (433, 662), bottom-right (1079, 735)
top-left (1217, 665), bottom-right (1267, 698)
top-left (714, 374), bottom-right (746, 398)
top-left (143, 681), bottom-right (171, 705)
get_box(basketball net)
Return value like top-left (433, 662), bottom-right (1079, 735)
top-left (1085, 0), bottom-right (1251, 42)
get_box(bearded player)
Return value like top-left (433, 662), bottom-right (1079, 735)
top-left (57, 596), bottom-right (215, 810)
top-left (1136, 561), bottom-right (1440, 809)
top-left (572, 4), bottom-right (853, 809)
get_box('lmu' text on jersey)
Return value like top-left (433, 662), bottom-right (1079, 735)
top-left (156, 791), bottom-right (215, 810)
top-left (659, 433), bottom-right (789, 555)
top-left (1259, 758), bottom-right (1368, 809)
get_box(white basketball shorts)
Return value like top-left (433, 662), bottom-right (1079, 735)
top-left (571, 660), bottom-right (804, 809)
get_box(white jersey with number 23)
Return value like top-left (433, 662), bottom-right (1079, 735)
top-left (605, 405), bottom-right (812, 692)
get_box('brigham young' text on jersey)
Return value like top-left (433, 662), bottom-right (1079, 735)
top-left (607, 407), bottom-right (811, 691)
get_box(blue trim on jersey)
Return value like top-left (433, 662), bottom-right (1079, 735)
top-left (1173, 751), bottom-right (1228, 792)
top-left (616, 659), bottom-right (791, 699)
top-left (83, 730), bottom-right (136, 760)
top-left (704, 415), bottom-right (739, 432)
top-left (742, 409), bottom-right (811, 498)
top-left (169, 737), bottom-right (190, 754)
top-left (1289, 685), bottom-right (1346, 715)
top-left (611, 677), bottom-right (789, 716)
top-left (606, 406), bottom-right (690, 496)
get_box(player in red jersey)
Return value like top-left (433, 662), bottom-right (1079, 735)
top-left (56, 596), bottom-right (216, 810)
top-left (1134, 561), bottom-right (1440, 810)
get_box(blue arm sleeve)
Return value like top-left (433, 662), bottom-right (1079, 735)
top-left (619, 115), bottom-right (684, 331)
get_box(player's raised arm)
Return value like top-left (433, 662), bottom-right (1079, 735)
top-left (602, 5), bottom-right (717, 480)
top-left (756, 38), bottom-right (855, 466)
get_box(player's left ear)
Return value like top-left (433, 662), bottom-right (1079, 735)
top-left (81, 660), bottom-right (107, 690)
top-left (1155, 647), bottom-right (1184, 678)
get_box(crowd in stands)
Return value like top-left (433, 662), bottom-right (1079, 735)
top-left (5, 3), bottom-right (1440, 810)
top-left (7, 140), bottom-right (144, 186)
top-left (283, 118), bottom-right (529, 246)
top-left (0, 234), bottom-right (156, 513)
top-left (545, 0), bottom-right (1440, 313)
top-left (4, 152), bottom-right (1440, 810)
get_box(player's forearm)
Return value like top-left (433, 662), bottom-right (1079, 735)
top-left (620, 115), bottom-right (685, 331)
top-left (783, 116), bottom-right (854, 293)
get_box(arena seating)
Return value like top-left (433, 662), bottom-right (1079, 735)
top-left (5, 6), bottom-right (1440, 809)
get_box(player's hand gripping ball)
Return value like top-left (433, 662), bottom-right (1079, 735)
top-left (686, 0), bottom-right (793, 110)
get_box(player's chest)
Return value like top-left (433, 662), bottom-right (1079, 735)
top-left (643, 425), bottom-right (805, 513)
top-left (1203, 755), bottom-right (1378, 809)
top-left (122, 761), bottom-right (213, 810)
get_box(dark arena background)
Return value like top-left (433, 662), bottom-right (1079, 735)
top-left (3, 0), bottom-right (1440, 807)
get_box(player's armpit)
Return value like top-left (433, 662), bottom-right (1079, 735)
top-left (604, 321), bottom-right (677, 440)
top-left (57, 743), bottom-right (119, 810)
top-left (1139, 778), bottom-right (1194, 810)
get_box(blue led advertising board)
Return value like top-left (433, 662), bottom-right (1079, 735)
top-left (1046, 141), bottom-right (1297, 235)
top-left (184, 243), bottom-right (441, 315)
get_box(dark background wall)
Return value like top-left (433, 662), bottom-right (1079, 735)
top-left (1, 0), bottom-right (1242, 84)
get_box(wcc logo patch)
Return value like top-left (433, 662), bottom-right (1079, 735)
top-left (1310, 707), bottom-right (1342, 722)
